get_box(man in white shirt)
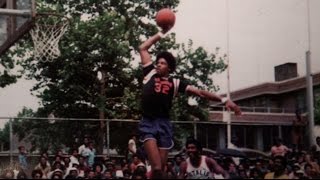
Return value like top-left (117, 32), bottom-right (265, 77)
top-left (78, 137), bottom-right (89, 156)
top-left (128, 134), bottom-right (137, 163)
top-left (178, 138), bottom-right (229, 179)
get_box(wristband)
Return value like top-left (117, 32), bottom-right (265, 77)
top-left (221, 97), bottom-right (228, 104)
top-left (157, 31), bottom-right (165, 38)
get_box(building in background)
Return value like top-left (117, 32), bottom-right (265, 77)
top-left (206, 62), bottom-right (320, 151)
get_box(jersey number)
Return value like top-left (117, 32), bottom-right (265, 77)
top-left (155, 83), bottom-right (170, 94)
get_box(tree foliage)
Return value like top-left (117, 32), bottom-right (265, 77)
top-left (7, 0), bottom-right (227, 153)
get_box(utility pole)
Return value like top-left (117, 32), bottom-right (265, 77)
top-left (305, 0), bottom-right (315, 146)
top-left (226, 0), bottom-right (232, 148)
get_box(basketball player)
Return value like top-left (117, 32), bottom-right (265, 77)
top-left (178, 138), bottom-right (229, 179)
top-left (138, 26), bottom-right (242, 178)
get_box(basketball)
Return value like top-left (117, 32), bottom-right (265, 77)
top-left (155, 8), bottom-right (175, 29)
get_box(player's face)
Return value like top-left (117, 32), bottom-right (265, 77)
top-left (156, 58), bottom-right (170, 76)
top-left (186, 144), bottom-right (200, 158)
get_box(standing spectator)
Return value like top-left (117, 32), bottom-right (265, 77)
top-left (292, 109), bottom-right (307, 149)
top-left (18, 146), bottom-right (28, 170)
top-left (264, 155), bottom-right (289, 179)
top-left (127, 134), bottom-right (137, 163)
top-left (271, 137), bottom-right (290, 157)
top-left (82, 141), bottom-right (96, 168)
top-left (78, 136), bottom-right (90, 156)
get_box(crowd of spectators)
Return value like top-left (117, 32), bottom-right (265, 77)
top-left (2, 136), bottom-right (320, 179)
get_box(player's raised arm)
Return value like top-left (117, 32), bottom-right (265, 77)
top-left (138, 9), bottom-right (173, 66)
top-left (138, 32), bottom-right (162, 66)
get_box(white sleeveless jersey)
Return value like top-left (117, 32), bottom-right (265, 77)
top-left (186, 155), bottom-right (214, 179)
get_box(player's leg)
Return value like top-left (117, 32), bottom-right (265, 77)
top-left (158, 119), bottom-right (174, 177)
top-left (159, 149), bottom-right (169, 170)
top-left (144, 139), bottom-right (163, 178)
top-left (138, 118), bottom-right (163, 178)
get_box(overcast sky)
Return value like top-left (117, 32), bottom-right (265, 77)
top-left (0, 0), bottom-right (320, 127)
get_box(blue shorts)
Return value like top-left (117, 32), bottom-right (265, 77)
top-left (138, 117), bottom-right (174, 149)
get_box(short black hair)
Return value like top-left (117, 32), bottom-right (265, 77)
top-left (273, 155), bottom-right (287, 167)
top-left (186, 137), bottom-right (202, 151)
top-left (156, 51), bottom-right (176, 73)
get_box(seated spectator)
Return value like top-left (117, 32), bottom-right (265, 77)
top-left (85, 169), bottom-right (96, 179)
top-left (31, 169), bottom-right (43, 179)
top-left (92, 163), bottom-right (104, 179)
top-left (48, 169), bottom-right (64, 179)
top-left (304, 163), bottom-right (317, 179)
top-left (288, 163), bottom-right (301, 179)
top-left (16, 170), bottom-right (28, 179)
top-left (123, 169), bottom-right (132, 179)
top-left (129, 154), bottom-right (145, 174)
top-left (34, 156), bottom-right (51, 178)
top-left (249, 168), bottom-right (264, 179)
top-left (103, 170), bottom-right (114, 179)
top-left (64, 167), bottom-right (78, 179)
top-left (264, 155), bottom-right (289, 179)
top-left (1, 169), bottom-right (14, 179)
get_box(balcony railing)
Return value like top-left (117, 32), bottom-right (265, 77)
top-left (209, 106), bottom-right (298, 113)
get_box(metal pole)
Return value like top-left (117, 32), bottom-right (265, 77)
top-left (106, 119), bottom-right (110, 156)
top-left (306, 51), bottom-right (315, 146)
top-left (9, 118), bottom-right (13, 165)
top-left (194, 119), bottom-right (197, 139)
top-left (305, 0), bottom-right (315, 146)
top-left (226, 0), bottom-right (232, 148)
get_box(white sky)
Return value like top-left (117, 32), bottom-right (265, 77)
top-left (0, 0), bottom-right (320, 127)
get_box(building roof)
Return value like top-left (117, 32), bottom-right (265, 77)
top-left (226, 72), bottom-right (320, 101)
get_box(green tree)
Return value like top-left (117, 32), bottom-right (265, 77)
top-left (9, 0), bottom-right (226, 153)
top-left (0, 123), bottom-right (10, 151)
top-left (0, 53), bottom-right (20, 88)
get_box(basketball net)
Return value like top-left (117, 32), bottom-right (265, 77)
top-left (30, 13), bottom-right (69, 62)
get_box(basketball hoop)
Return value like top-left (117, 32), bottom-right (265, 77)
top-left (30, 13), bottom-right (70, 62)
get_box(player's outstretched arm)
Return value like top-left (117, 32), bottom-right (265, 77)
top-left (186, 86), bottom-right (242, 115)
